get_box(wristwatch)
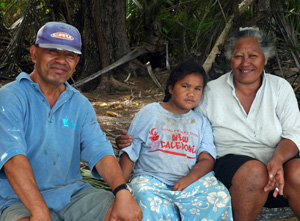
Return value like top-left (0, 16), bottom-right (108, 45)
top-left (113, 183), bottom-right (133, 196)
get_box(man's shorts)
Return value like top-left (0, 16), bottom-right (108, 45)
top-left (1, 187), bottom-right (114, 221)
top-left (214, 154), bottom-right (299, 208)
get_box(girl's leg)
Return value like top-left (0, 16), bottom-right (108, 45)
top-left (130, 175), bottom-right (180, 221)
top-left (172, 171), bottom-right (233, 220)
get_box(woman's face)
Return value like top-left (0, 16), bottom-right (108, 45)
top-left (231, 36), bottom-right (268, 86)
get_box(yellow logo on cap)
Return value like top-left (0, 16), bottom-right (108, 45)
top-left (51, 32), bottom-right (74, 40)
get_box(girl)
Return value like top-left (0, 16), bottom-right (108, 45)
top-left (119, 60), bottom-right (233, 221)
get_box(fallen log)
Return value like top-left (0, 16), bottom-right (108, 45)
top-left (72, 46), bottom-right (147, 88)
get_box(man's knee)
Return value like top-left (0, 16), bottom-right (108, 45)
top-left (16, 218), bottom-right (30, 221)
top-left (1, 204), bottom-right (30, 221)
top-left (58, 188), bottom-right (114, 220)
top-left (1, 203), bottom-right (61, 221)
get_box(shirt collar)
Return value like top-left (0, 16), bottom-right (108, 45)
top-left (16, 72), bottom-right (79, 93)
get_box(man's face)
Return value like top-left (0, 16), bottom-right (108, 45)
top-left (30, 46), bottom-right (80, 86)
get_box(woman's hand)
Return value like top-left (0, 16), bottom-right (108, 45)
top-left (264, 158), bottom-right (284, 197)
top-left (264, 139), bottom-right (299, 197)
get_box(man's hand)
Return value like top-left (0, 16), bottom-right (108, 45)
top-left (110, 190), bottom-right (143, 221)
top-left (115, 130), bottom-right (133, 149)
top-left (264, 158), bottom-right (284, 197)
top-left (29, 209), bottom-right (52, 221)
top-left (96, 156), bottom-right (142, 220)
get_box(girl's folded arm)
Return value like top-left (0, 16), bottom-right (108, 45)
top-left (119, 153), bottom-right (134, 183)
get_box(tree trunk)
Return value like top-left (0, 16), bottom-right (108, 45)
top-left (255, 0), bottom-right (271, 31)
top-left (79, 0), bottom-right (102, 91)
top-left (143, 0), bottom-right (164, 52)
top-left (80, 0), bottom-right (145, 92)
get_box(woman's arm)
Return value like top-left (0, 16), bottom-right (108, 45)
top-left (173, 152), bottom-right (214, 191)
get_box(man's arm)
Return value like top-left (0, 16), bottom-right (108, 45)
top-left (95, 155), bottom-right (142, 220)
top-left (3, 155), bottom-right (51, 220)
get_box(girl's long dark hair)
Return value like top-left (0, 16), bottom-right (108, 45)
top-left (163, 60), bottom-right (207, 102)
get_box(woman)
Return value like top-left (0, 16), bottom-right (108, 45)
top-left (196, 27), bottom-right (300, 220)
top-left (116, 27), bottom-right (300, 220)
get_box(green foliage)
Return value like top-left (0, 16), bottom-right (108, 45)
top-left (274, 0), bottom-right (300, 85)
top-left (0, 0), bottom-right (64, 77)
top-left (0, 0), bottom-right (53, 29)
top-left (126, 0), bottom-right (235, 63)
top-left (126, 0), bottom-right (144, 46)
top-left (273, 0), bottom-right (300, 62)
top-left (0, 0), bottom-right (27, 28)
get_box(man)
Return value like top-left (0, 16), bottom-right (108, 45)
top-left (0, 21), bottom-right (142, 221)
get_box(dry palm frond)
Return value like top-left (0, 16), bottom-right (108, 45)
top-left (273, 11), bottom-right (300, 86)
top-left (80, 168), bottom-right (111, 190)
top-left (0, 0), bottom-right (31, 76)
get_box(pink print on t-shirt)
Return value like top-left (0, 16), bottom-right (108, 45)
top-left (147, 128), bottom-right (196, 159)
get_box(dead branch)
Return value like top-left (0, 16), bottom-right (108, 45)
top-left (275, 47), bottom-right (285, 78)
top-left (165, 42), bottom-right (170, 70)
top-left (294, 84), bottom-right (300, 93)
top-left (146, 61), bottom-right (164, 92)
top-left (202, 0), bottom-right (255, 74)
top-left (133, 0), bottom-right (143, 11)
top-left (72, 46), bottom-right (147, 88)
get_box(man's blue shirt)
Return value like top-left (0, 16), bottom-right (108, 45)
top-left (0, 72), bottom-right (114, 213)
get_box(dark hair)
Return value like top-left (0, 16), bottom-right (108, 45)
top-left (225, 27), bottom-right (275, 60)
top-left (163, 60), bottom-right (207, 102)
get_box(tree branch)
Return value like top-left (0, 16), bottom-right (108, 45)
top-left (202, 0), bottom-right (254, 75)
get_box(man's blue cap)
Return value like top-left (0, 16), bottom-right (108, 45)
top-left (35, 22), bottom-right (82, 54)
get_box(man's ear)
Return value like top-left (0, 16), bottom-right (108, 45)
top-left (75, 55), bottom-right (80, 66)
top-left (30, 45), bottom-right (38, 63)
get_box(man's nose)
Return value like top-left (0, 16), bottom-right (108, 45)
top-left (55, 53), bottom-right (68, 64)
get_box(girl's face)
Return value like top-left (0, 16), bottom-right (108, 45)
top-left (168, 73), bottom-right (204, 114)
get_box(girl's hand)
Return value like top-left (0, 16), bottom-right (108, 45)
top-left (115, 130), bottom-right (133, 149)
top-left (173, 176), bottom-right (193, 191)
top-left (173, 153), bottom-right (214, 191)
